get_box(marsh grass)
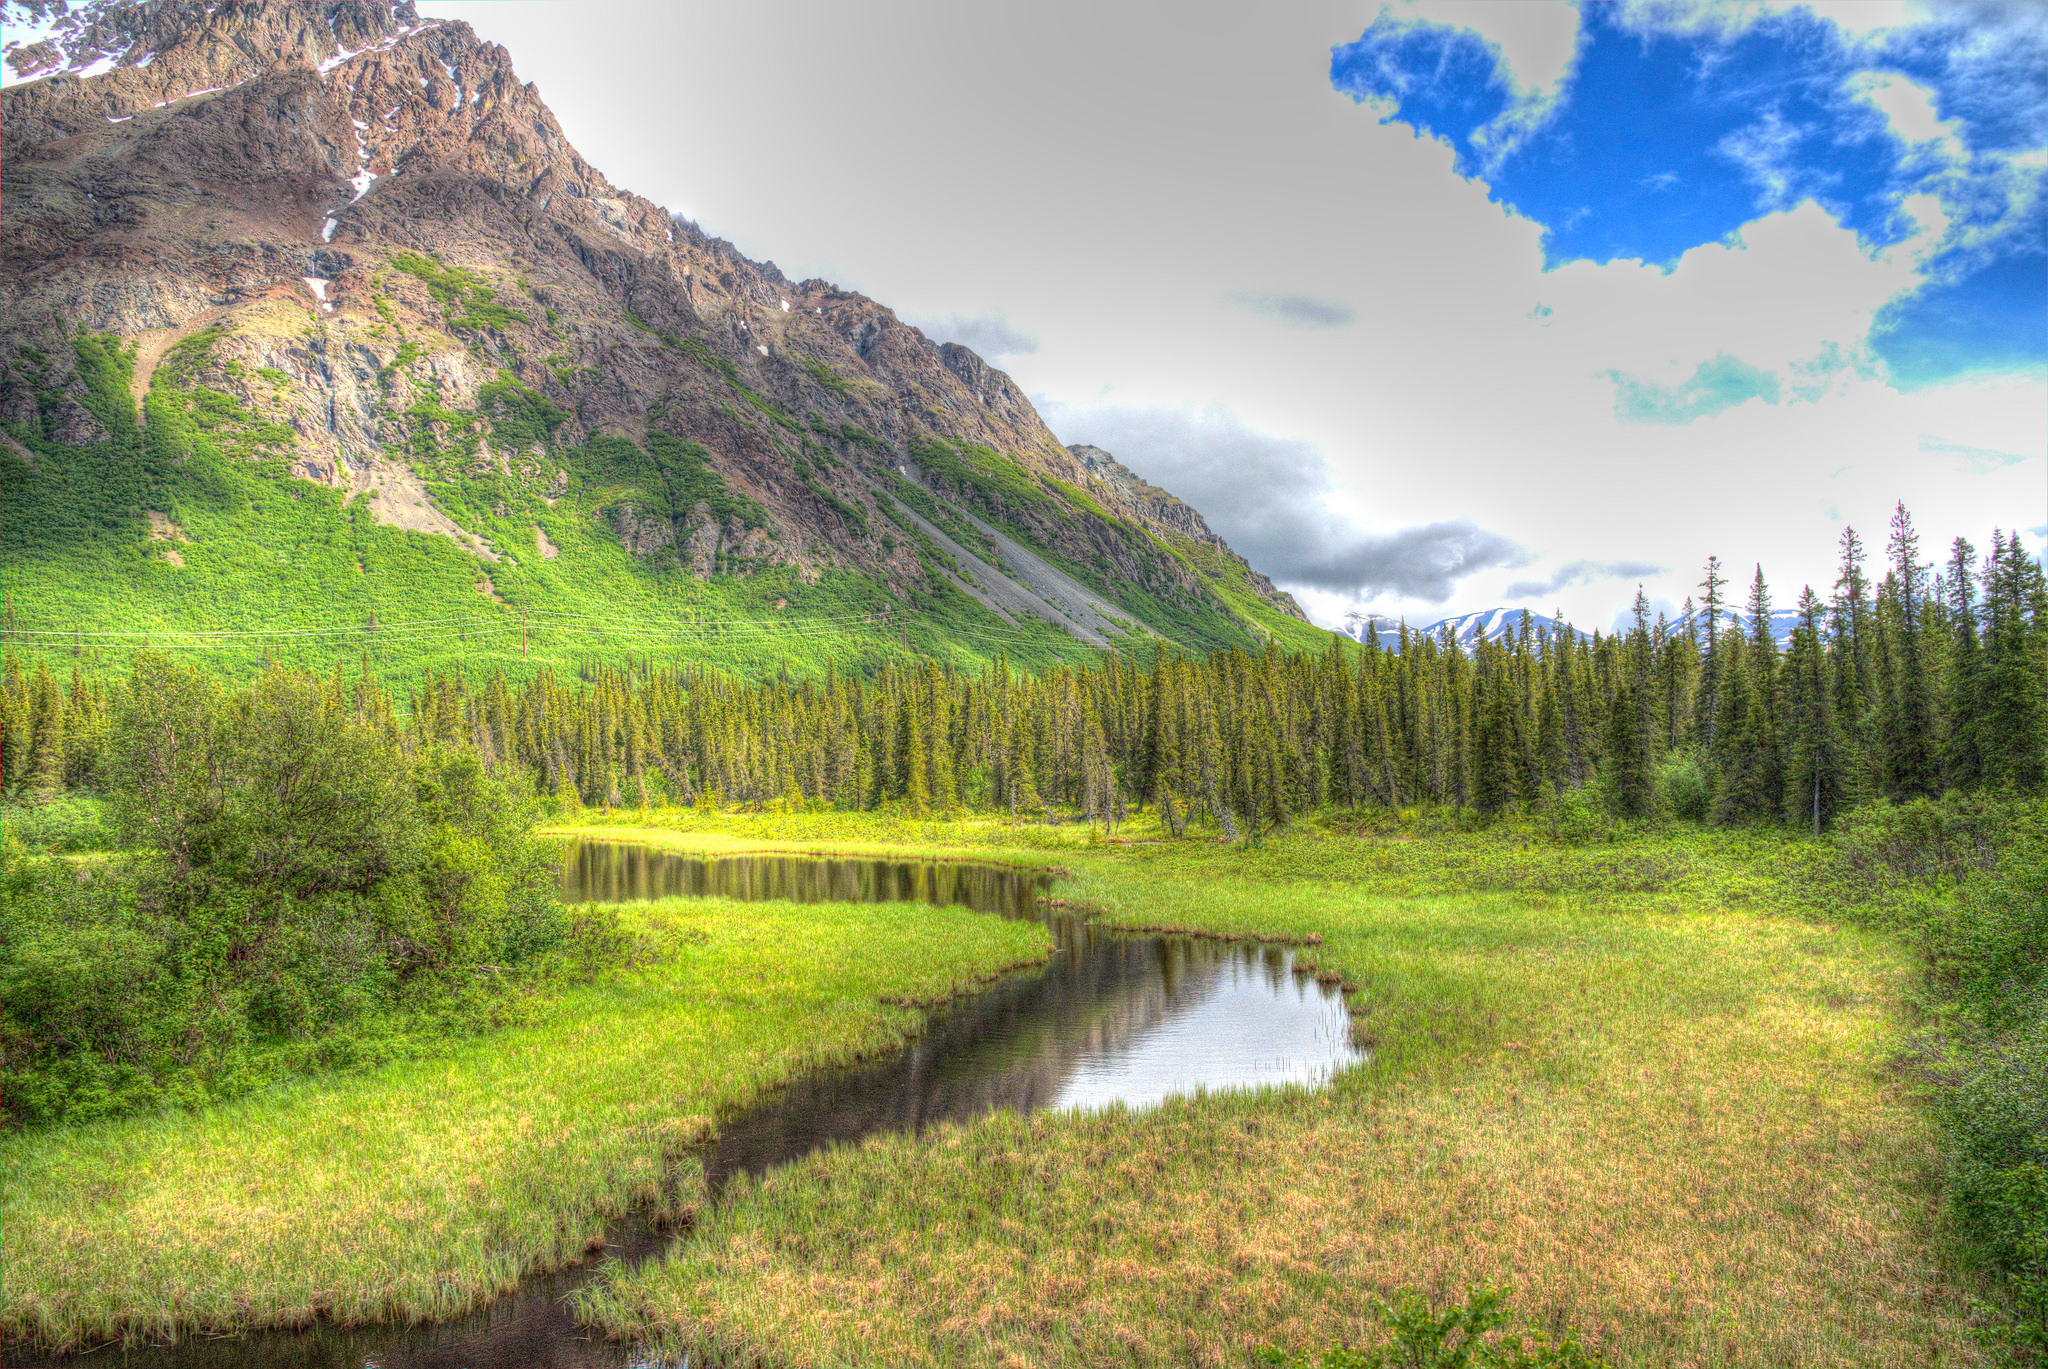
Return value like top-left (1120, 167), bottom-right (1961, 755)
top-left (0, 897), bottom-right (1048, 1350)
top-left (573, 821), bottom-right (1983, 1367)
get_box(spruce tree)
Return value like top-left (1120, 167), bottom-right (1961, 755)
top-left (1696, 555), bottom-right (1728, 751)
top-left (1881, 502), bottom-right (1938, 798)
top-left (1941, 536), bottom-right (1986, 792)
top-left (1470, 646), bottom-right (1514, 817)
top-left (1979, 531), bottom-right (2048, 791)
top-left (24, 661), bottom-right (65, 800)
top-left (1782, 587), bottom-right (1848, 831)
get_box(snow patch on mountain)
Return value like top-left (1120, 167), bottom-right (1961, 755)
top-left (1340, 604), bottom-right (1804, 652)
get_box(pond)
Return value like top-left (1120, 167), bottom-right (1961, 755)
top-left (36, 845), bottom-right (1362, 1368)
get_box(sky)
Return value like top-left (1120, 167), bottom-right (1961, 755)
top-left (422, 0), bottom-right (2046, 633)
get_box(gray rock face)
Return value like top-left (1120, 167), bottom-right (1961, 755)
top-left (1, 0), bottom-right (1308, 640)
top-left (1068, 444), bottom-right (1308, 621)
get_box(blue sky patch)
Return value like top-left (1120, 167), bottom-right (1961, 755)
top-left (1873, 248), bottom-right (2048, 388)
top-left (1331, 3), bottom-right (2048, 387)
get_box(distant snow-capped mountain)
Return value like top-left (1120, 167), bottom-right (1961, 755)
top-left (1339, 605), bottom-right (1805, 651)
top-left (1339, 607), bottom-right (1573, 650)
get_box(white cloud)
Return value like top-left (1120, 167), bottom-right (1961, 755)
top-left (1614, 1), bottom-right (1937, 39)
top-left (1850, 72), bottom-right (1956, 146)
top-left (422, 0), bottom-right (2044, 631)
top-left (1384, 0), bottom-right (1581, 99)
top-left (1369, 1), bottom-right (1584, 162)
top-left (1849, 71), bottom-right (1974, 182)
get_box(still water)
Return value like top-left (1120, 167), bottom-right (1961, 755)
top-left (30, 846), bottom-right (1361, 1368)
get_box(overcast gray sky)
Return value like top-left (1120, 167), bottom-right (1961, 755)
top-left (423, 0), bottom-right (2046, 630)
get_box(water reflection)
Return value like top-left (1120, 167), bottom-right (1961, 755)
top-left (561, 843), bottom-right (1361, 1187)
top-left (561, 842), bottom-right (1045, 918)
top-left (708, 920), bottom-right (1358, 1187)
top-left (21, 847), bottom-right (1359, 1368)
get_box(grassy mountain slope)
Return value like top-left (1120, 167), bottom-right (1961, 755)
top-left (0, 1), bottom-right (1328, 685)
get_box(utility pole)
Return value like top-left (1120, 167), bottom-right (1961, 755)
top-left (522, 608), bottom-right (528, 659)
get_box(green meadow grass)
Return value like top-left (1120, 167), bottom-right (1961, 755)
top-left (2, 814), bottom-right (1988, 1364)
top-left (571, 820), bottom-right (1983, 1368)
top-left (0, 896), bottom-right (1048, 1350)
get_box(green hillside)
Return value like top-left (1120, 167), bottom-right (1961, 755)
top-left (3, 331), bottom-right (1288, 686)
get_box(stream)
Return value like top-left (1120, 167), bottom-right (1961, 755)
top-left (25, 845), bottom-right (1362, 1367)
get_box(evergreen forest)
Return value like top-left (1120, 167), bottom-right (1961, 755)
top-left (8, 503), bottom-right (2040, 833)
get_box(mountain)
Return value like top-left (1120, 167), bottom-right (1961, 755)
top-left (1340, 605), bottom-right (1806, 651)
top-left (0, 0), bottom-right (1326, 682)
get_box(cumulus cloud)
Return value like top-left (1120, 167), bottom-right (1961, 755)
top-left (1229, 291), bottom-right (1357, 328)
top-left (1505, 559), bottom-right (1665, 599)
top-left (1036, 400), bottom-right (1526, 602)
top-left (907, 314), bottom-right (1038, 358)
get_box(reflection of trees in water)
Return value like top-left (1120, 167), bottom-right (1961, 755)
top-left (561, 846), bottom-right (1048, 919)
top-left (37, 855), bottom-right (1338, 1369)
top-left (559, 851), bottom-right (1344, 1190)
top-left (707, 920), bottom-right (1309, 1188)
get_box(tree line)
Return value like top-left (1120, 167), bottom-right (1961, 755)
top-left (5, 504), bottom-right (2043, 833)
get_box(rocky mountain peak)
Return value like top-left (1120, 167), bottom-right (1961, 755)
top-left (2, 0), bottom-right (1316, 654)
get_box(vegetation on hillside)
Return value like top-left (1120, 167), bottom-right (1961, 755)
top-left (1, 330), bottom-right (1298, 687)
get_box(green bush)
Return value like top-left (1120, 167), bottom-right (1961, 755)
top-left (0, 655), bottom-right (570, 1126)
top-left (1, 793), bottom-right (113, 852)
top-left (1832, 790), bottom-right (2014, 891)
top-left (1832, 796), bottom-right (2048, 1352)
top-left (1656, 748), bottom-right (1711, 822)
top-left (1541, 783), bottom-right (1616, 845)
top-left (1931, 806), bottom-right (2048, 1354)
top-left (1259, 1285), bottom-right (1608, 1368)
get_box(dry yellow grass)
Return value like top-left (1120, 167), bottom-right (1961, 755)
top-left (579, 829), bottom-right (1980, 1367)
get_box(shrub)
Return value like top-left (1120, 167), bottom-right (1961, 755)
top-left (1833, 790), bottom-right (2015, 891)
top-left (1656, 749), bottom-right (1710, 822)
top-left (0, 655), bottom-right (571, 1126)
top-left (1259, 1285), bottom-right (1608, 1368)
top-left (1543, 783), bottom-right (1616, 846)
top-left (0, 793), bottom-right (113, 852)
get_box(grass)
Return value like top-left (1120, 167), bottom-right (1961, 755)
top-left (563, 815), bottom-right (1983, 1367)
top-left (0, 896), bottom-right (1049, 1350)
top-left (2, 813), bottom-right (1990, 1363)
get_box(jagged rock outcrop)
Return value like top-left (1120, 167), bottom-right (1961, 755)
top-left (1, 0), bottom-right (1311, 646)
top-left (1069, 444), bottom-right (1308, 620)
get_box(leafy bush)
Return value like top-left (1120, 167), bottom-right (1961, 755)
top-left (1828, 796), bottom-right (2048, 1353)
top-left (1833, 790), bottom-right (2013, 891)
top-left (1, 793), bottom-right (113, 852)
top-left (0, 656), bottom-right (570, 1126)
top-left (1259, 1286), bottom-right (1608, 1368)
top-left (1656, 748), bottom-right (1711, 822)
top-left (1929, 806), bottom-right (2048, 1355)
top-left (1541, 783), bottom-right (1617, 846)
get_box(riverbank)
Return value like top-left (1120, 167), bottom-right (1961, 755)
top-left (4, 813), bottom-right (1987, 1363)
top-left (574, 814), bottom-right (1982, 1367)
top-left (0, 896), bottom-right (1048, 1351)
